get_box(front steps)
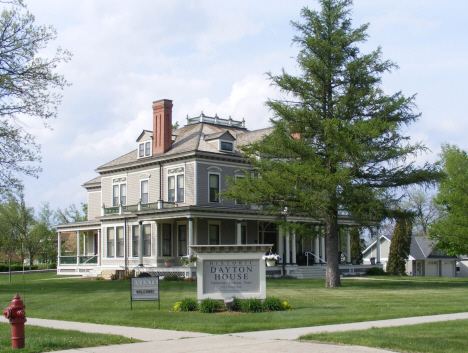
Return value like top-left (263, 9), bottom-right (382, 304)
top-left (293, 266), bottom-right (327, 279)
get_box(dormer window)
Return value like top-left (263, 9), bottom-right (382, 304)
top-left (138, 141), bottom-right (151, 158)
top-left (220, 140), bottom-right (233, 152)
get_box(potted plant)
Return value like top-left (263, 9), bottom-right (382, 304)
top-left (370, 257), bottom-right (376, 265)
top-left (181, 254), bottom-right (197, 267)
top-left (164, 258), bottom-right (172, 267)
top-left (262, 254), bottom-right (281, 267)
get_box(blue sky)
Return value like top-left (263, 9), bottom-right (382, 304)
top-left (18, 0), bottom-right (468, 212)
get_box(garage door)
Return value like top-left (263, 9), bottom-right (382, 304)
top-left (425, 261), bottom-right (438, 277)
top-left (441, 261), bottom-right (454, 277)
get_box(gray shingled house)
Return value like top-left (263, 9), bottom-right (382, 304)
top-left (56, 99), bottom-right (370, 279)
top-left (362, 234), bottom-right (461, 277)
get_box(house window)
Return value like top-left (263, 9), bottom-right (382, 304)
top-left (178, 224), bottom-right (187, 256)
top-left (220, 141), bottom-right (233, 152)
top-left (138, 142), bottom-right (151, 158)
top-left (162, 223), bottom-right (172, 256)
top-left (132, 225), bottom-right (139, 257)
top-left (241, 224), bottom-right (247, 244)
top-left (116, 227), bottom-right (124, 257)
top-left (139, 144), bottom-right (144, 158)
top-left (209, 174), bottom-right (220, 203)
top-left (143, 224), bottom-right (151, 257)
top-left (113, 185), bottom-right (119, 206)
top-left (209, 224), bottom-right (220, 245)
top-left (141, 180), bottom-right (149, 204)
top-left (168, 173), bottom-right (184, 203)
top-left (113, 183), bottom-right (126, 206)
top-left (107, 228), bottom-right (115, 258)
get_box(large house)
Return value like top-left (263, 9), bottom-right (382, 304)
top-left (56, 99), bottom-right (371, 279)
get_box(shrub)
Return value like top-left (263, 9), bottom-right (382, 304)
top-left (172, 302), bottom-right (182, 311)
top-left (119, 271), bottom-right (135, 280)
top-left (94, 277), bottom-right (105, 281)
top-left (241, 298), bottom-right (263, 313)
top-left (184, 277), bottom-right (196, 282)
top-left (200, 298), bottom-right (221, 313)
top-left (179, 298), bottom-right (198, 312)
top-left (230, 296), bottom-right (242, 311)
top-left (162, 275), bottom-right (182, 282)
top-left (281, 301), bottom-right (291, 310)
top-left (365, 267), bottom-right (387, 276)
top-left (263, 297), bottom-right (284, 311)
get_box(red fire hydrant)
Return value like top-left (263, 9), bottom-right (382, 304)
top-left (3, 294), bottom-right (27, 349)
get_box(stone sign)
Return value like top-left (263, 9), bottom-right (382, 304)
top-left (190, 244), bottom-right (271, 300)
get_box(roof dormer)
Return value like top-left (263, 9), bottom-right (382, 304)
top-left (204, 131), bottom-right (236, 153)
top-left (136, 130), bottom-right (153, 158)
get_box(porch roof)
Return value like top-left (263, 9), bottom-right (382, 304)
top-left (55, 220), bottom-right (101, 232)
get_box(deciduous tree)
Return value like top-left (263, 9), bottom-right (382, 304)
top-left (0, 1), bottom-right (71, 192)
top-left (429, 144), bottom-right (468, 255)
top-left (223, 0), bottom-right (440, 287)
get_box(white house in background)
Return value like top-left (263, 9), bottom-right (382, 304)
top-left (362, 234), bottom-right (462, 277)
top-left (55, 99), bottom-right (377, 279)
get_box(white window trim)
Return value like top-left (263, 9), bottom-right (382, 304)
top-left (106, 227), bottom-right (115, 258)
top-left (208, 220), bottom-right (221, 245)
top-left (166, 165), bottom-right (185, 203)
top-left (131, 224), bottom-right (139, 258)
top-left (140, 179), bottom-right (150, 204)
top-left (137, 141), bottom-right (152, 159)
top-left (160, 222), bottom-right (173, 258)
top-left (219, 139), bottom-right (234, 153)
top-left (112, 177), bottom-right (127, 206)
top-left (208, 172), bottom-right (221, 203)
top-left (142, 223), bottom-right (152, 257)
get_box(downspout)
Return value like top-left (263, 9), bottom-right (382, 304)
top-left (159, 161), bottom-right (162, 202)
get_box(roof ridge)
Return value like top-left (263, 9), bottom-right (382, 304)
top-left (194, 123), bottom-right (203, 151)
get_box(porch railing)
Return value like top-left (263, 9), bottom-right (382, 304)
top-left (103, 201), bottom-right (177, 215)
top-left (59, 256), bottom-right (98, 265)
top-left (305, 252), bottom-right (326, 266)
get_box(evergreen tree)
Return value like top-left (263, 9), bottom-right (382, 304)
top-left (429, 144), bottom-right (468, 255)
top-left (387, 217), bottom-right (412, 275)
top-left (223, 0), bottom-right (440, 287)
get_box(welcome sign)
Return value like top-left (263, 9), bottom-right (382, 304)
top-left (130, 276), bottom-right (160, 310)
top-left (190, 244), bottom-right (271, 300)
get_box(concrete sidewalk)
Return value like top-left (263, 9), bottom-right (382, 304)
top-left (2, 312), bottom-right (468, 353)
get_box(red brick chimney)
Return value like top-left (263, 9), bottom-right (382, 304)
top-left (152, 99), bottom-right (173, 154)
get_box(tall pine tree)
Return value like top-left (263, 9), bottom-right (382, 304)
top-left (223, 0), bottom-right (440, 287)
top-left (387, 218), bottom-right (413, 275)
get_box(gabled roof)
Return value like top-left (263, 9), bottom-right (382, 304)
top-left (204, 131), bottom-right (235, 141)
top-left (82, 175), bottom-right (102, 188)
top-left (95, 122), bottom-right (270, 172)
top-left (136, 130), bottom-right (153, 142)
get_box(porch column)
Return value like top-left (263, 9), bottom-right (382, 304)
top-left (138, 221), bottom-right (143, 266)
top-left (57, 232), bottom-right (61, 258)
top-left (285, 229), bottom-right (290, 264)
top-left (376, 228), bottom-right (381, 264)
top-left (236, 220), bottom-right (242, 245)
top-left (346, 227), bottom-right (351, 264)
top-left (291, 229), bottom-right (297, 264)
top-left (321, 229), bottom-right (326, 263)
top-left (76, 230), bottom-right (80, 264)
top-left (83, 233), bottom-right (86, 256)
top-left (97, 229), bottom-right (101, 266)
top-left (188, 218), bottom-right (194, 255)
top-left (314, 227), bottom-right (320, 264)
top-left (278, 226), bottom-right (284, 264)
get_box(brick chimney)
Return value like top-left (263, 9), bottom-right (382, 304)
top-left (152, 99), bottom-right (173, 154)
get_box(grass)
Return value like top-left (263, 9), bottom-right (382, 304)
top-left (1, 273), bottom-right (468, 334)
top-left (0, 323), bottom-right (139, 353)
top-left (299, 319), bottom-right (468, 353)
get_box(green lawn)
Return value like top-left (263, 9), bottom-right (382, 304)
top-left (299, 319), bottom-right (468, 353)
top-left (0, 323), bottom-right (139, 353)
top-left (1, 273), bottom-right (468, 334)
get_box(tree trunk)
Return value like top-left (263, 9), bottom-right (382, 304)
top-left (325, 219), bottom-right (341, 287)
